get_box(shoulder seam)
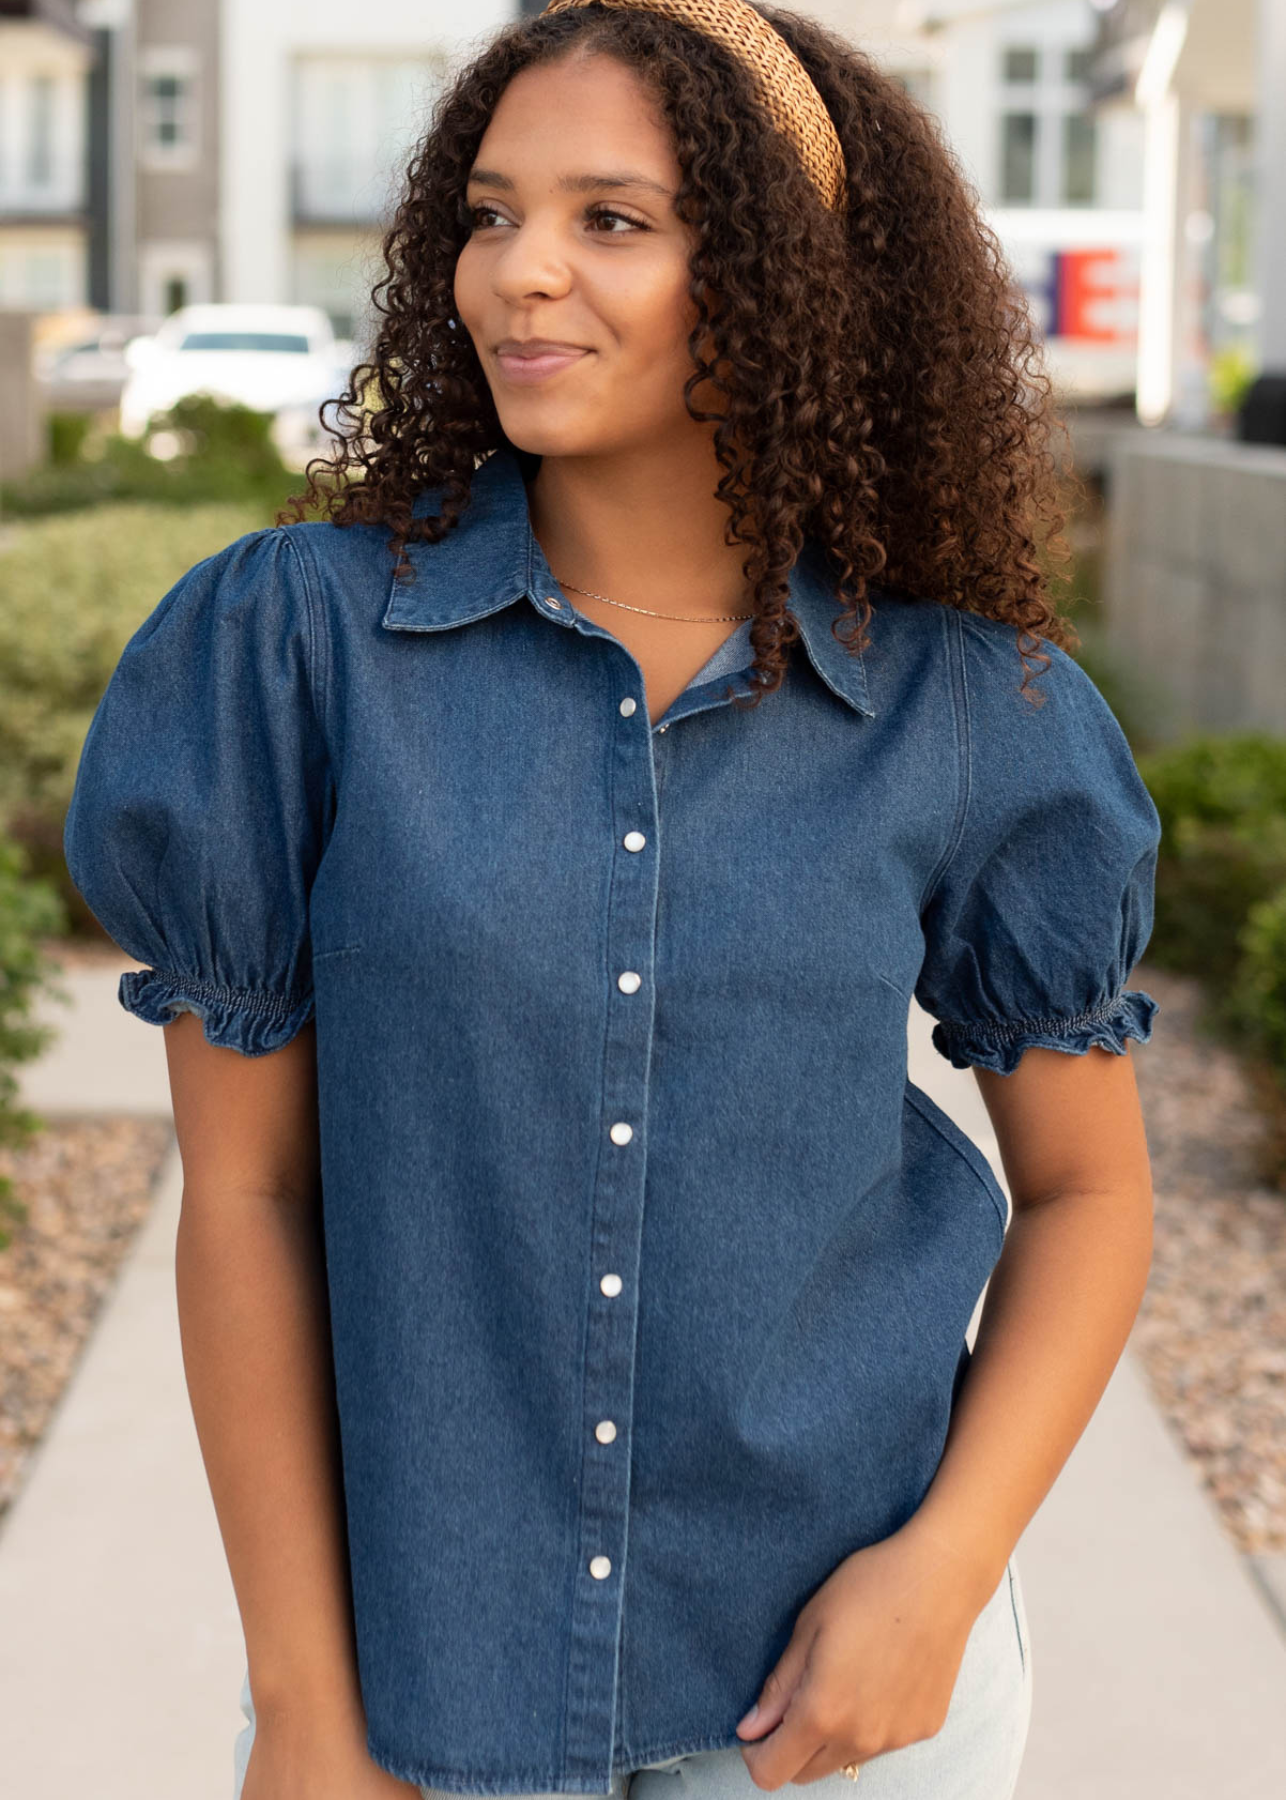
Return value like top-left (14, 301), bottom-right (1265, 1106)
top-left (917, 608), bottom-right (972, 915)
top-left (277, 526), bottom-right (329, 745)
top-left (956, 608), bottom-right (1018, 648)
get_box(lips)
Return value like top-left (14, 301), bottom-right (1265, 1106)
top-left (494, 344), bottom-right (592, 385)
top-left (496, 339), bottom-right (589, 357)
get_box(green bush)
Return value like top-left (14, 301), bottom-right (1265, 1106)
top-left (1141, 732), bottom-right (1286, 831)
top-left (0, 830), bottom-right (69, 1249)
top-left (1209, 343), bottom-right (1257, 418)
top-left (1136, 732), bottom-right (1286, 1064)
top-left (48, 410), bottom-right (93, 465)
top-left (0, 499), bottom-right (269, 912)
top-left (1, 393), bottom-right (303, 519)
top-left (1226, 887), bottom-right (1286, 1066)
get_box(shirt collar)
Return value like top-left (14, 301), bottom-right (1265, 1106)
top-left (381, 444), bottom-right (876, 720)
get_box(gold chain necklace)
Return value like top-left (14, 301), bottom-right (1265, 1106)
top-left (552, 577), bottom-right (755, 624)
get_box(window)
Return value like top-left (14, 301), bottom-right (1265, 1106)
top-left (1062, 113), bottom-right (1097, 205)
top-left (0, 241), bottom-right (79, 308)
top-left (1001, 114), bottom-right (1038, 204)
top-left (293, 238), bottom-right (371, 343)
top-left (0, 71), bottom-right (83, 209)
top-left (997, 39), bottom-right (1098, 207)
top-left (292, 56), bottom-right (446, 223)
top-left (139, 51), bottom-right (199, 168)
top-left (28, 75), bottom-right (55, 187)
top-left (139, 242), bottom-right (214, 316)
top-left (177, 331), bottom-right (313, 354)
top-left (145, 74), bottom-right (187, 149)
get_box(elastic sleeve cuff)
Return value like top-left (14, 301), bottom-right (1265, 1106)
top-left (930, 988), bottom-right (1160, 1076)
top-left (118, 968), bottom-right (315, 1058)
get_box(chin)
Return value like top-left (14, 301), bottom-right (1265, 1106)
top-left (495, 414), bottom-right (620, 460)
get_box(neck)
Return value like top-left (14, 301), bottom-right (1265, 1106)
top-left (523, 437), bottom-right (754, 612)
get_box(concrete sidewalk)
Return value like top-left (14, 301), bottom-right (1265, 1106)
top-left (1, 959), bottom-right (1284, 1798)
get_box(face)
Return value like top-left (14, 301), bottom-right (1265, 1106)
top-left (453, 51), bottom-right (712, 460)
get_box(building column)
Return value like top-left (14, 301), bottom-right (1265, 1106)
top-left (1256, 0), bottom-right (1286, 372)
top-left (80, 0), bottom-right (137, 313)
top-left (219, 0), bottom-right (290, 303)
top-left (1136, 85), bottom-right (1184, 425)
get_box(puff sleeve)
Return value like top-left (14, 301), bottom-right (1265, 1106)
top-left (914, 616), bottom-right (1162, 1076)
top-left (63, 526), bottom-right (331, 1058)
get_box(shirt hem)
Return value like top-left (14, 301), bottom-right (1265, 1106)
top-left (366, 1723), bottom-right (749, 1795)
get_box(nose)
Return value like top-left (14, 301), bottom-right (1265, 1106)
top-left (488, 215), bottom-right (575, 304)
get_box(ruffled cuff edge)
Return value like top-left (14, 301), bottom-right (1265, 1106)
top-left (118, 967), bottom-right (315, 1058)
top-left (930, 988), bottom-right (1159, 1076)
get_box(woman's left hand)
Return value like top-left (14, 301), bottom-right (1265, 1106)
top-left (733, 1522), bottom-right (995, 1788)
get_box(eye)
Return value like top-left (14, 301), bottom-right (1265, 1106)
top-left (585, 204), bottom-right (651, 234)
top-left (460, 201), bottom-right (651, 235)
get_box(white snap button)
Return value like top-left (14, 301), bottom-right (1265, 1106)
top-left (609, 1121), bottom-right (633, 1145)
top-left (617, 970), bottom-right (642, 994)
top-left (623, 830), bottom-right (646, 852)
top-left (619, 696), bottom-right (637, 717)
top-left (546, 595), bottom-right (563, 609)
top-left (658, 724), bottom-right (668, 734)
top-left (595, 1420), bottom-right (617, 1444)
top-left (590, 1555), bottom-right (612, 1580)
top-left (600, 1272), bottom-right (623, 1297)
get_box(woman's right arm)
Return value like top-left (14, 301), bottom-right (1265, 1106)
top-left (164, 1011), bottom-right (419, 1797)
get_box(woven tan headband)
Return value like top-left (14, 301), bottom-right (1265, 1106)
top-left (541, 0), bottom-right (847, 212)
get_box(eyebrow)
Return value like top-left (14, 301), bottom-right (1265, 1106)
top-left (466, 166), bottom-right (675, 203)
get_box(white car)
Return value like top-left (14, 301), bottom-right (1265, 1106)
top-left (118, 303), bottom-right (344, 441)
top-left (36, 313), bottom-right (163, 412)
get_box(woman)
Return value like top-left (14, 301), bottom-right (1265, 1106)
top-left (63, 4), bottom-right (1162, 1799)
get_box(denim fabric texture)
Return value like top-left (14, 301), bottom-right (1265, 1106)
top-left (230, 1552), bottom-right (1032, 1800)
top-left (64, 442), bottom-right (1159, 1796)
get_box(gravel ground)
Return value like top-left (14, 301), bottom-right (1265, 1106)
top-left (0, 1110), bottom-right (173, 1524)
top-left (0, 936), bottom-right (172, 1524)
top-left (1, 942), bottom-right (1283, 1560)
top-left (1127, 960), bottom-right (1286, 1557)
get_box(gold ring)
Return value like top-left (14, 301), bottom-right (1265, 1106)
top-left (841, 1763), bottom-right (861, 1781)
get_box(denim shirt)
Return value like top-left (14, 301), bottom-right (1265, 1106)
top-left (63, 444), bottom-right (1161, 1796)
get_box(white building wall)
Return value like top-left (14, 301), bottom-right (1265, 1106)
top-left (0, 48), bottom-right (88, 216)
top-left (218, 0), bottom-right (1148, 395)
top-left (897, 0), bottom-right (1146, 397)
top-left (933, 16), bottom-right (995, 197)
top-left (220, 0), bottom-right (513, 311)
top-left (785, 2), bottom-right (1148, 395)
top-left (1254, 0), bottom-right (1286, 371)
top-left (0, 21), bottom-right (92, 310)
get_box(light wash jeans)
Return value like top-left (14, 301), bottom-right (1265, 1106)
top-left (233, 1555), bottom-right (1031, 1800)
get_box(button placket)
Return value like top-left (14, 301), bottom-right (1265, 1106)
top-left (562, 668), bottom-right (663, 1787)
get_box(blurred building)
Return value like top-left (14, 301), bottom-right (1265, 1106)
top-left (1085, 0), bottom-right (1283, 432)
top-left (219, 0), bottom-right (513, 340)
top-left (884, 0), bottom-right (1146, 401)
top-left (7, 0), bottom-right (514, 340)
top-left (23, 0), bottom-right (1267, 417)
top-left (0, 0), bottom-right (93, 310)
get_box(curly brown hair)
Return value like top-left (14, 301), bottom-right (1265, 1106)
top-left (278, 1), bottom-right (1082, 708)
